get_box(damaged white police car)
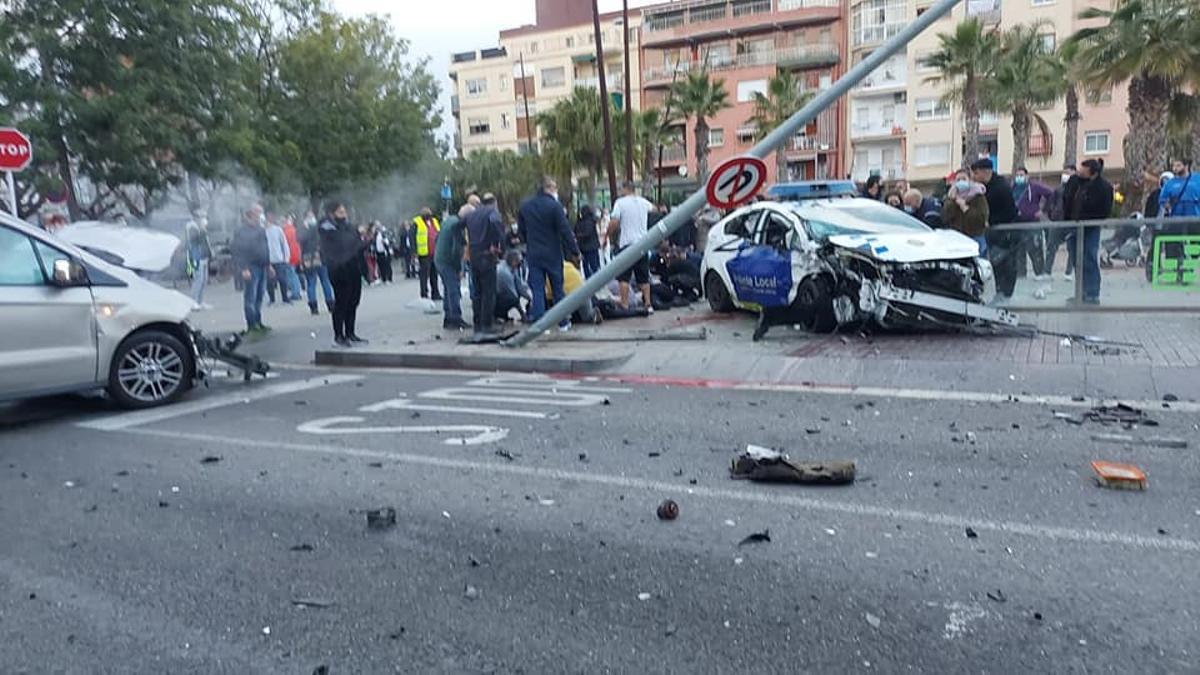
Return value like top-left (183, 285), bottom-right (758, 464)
top-left (699, 181), bottom-right (1016, 340)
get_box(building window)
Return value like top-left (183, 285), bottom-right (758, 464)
top-left (465, 78), bottom-right (487, 97)
top-left (530, 41), bottom-right (539, 54)
top-left (881, 104), bottom-right (895, 128)
top-left (1037, 33), bottom-right (1056, 53)
top-left (500, 113), bottom-right (511, 130)
top-left (1032, 0), bottom-right (1054, 5)
top-left (913, 143), bottom-right (951, 166)
top-left (914, 97), bottom-right (950, 121)
top-left (737, 79), bottom-right (767, 102)
top-left (1084, 130), bottom-right (1110, 154)
top-left (565, 36), bottom-right (575, 48)
top-left (499, 75), bottom-right (510, 92)
top-left (854, 106), bottom-right (869, 130)
top-left (541, 67), bottom-right (565, 88)
top-left (1085, 87), bottom-right (1112, 105)
top-left (468, 118), bottom-right (490, 136)
top-left (736, 126), bottom-right (756, 145)
top-left (915, 51), bottom-right (938, 73)
top-left (709, 128), bottom-right (725, 147)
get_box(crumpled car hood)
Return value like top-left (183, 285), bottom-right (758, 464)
top-left (828, 230), bottom-right (981, 264)
top-left (56, 221), bottom-right (182, 273)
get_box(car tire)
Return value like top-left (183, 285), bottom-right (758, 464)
top-left (797, 276), bottom-right (837, 333)
top-left (705, 271), bottom-right (735, 313)
top-left (107, 330), bottom-right (195, 409)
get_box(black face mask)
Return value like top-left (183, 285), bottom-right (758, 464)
top-left (334, 217), bottom-right (348, 226)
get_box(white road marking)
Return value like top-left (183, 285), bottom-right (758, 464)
top-left (76, 374), bottom-right (363, 431)
top-left (115, 428), bottom-right (1200, 554)
top-left (359, 397), bottom-right (550, 419)
top-left (467, 375), bottom-right (632, 394)
top-left (420, 386), bottom-right (611, 407)
top-left (942, 602), bottom-right (988, 641)
top-left (296, 417), bottom-right (508, 445)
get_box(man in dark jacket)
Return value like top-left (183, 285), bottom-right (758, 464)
top-left (465, 193), bottom-right (505, 336)
top-left (230, 205), bottom-right (270, 333)
top-left (972, 158), bottom-right (1019, 301)
top-left (1045, 164), bottom-right (1076, 280)
top-left (298, 211), bottom-right (334, 316)
top-left (435, 203), bottom-right (472, 330)
top-left (1062, 158), bottom-right (1114, 304)
top-left (574, 205), bottom-right (601, 278)
top-left (319, 201), bottom-right (369, 347)
top-left (518, 176), bottom-right (580, 329)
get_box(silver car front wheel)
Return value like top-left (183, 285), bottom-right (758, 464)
top-left (108, 330), bottom-right (194, 409)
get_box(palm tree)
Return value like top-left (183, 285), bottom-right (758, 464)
top-left (631, 107), bottom-right (672, 198)
top-left (748, 70), bottom-right (814, 183)
top-left (1055, 41), bottom-right (1083, 169)
top-left (451, 149), bottom-right (542, 217)
top-left (1069, 0), bottom-right (1199, 204)
top-left (923, 18), bottom-right (1000, 169)
top-left (982, 23), bottom-right (1063, 171)
top-left (669, 70), bottom-right (731, 182)
top-left (537, 87), bottom-right (610, 204)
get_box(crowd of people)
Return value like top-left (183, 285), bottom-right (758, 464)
top-left (864, 156), bottom-right (1199, 305)
top-left (207, 157), bottom-right (1198, 346)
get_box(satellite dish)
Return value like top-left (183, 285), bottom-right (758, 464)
top-left (678, 165), bottom-right (689, 177)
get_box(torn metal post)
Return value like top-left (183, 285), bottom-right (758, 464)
top-left (504, 0), bottom-right (965, 349)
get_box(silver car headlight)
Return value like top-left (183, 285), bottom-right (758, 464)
top-left (976, 258), bottom-right (996, 303)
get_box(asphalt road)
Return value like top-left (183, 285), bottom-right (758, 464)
top-left (2, 367), bottom-right (1198, 674)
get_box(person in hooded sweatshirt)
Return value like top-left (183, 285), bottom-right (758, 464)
top-left (574, 205), bottom-right (601, 279)
top-left (941, 168), bottom-right (990, 255)
top-left (319, 201), bottom-right (370, 347)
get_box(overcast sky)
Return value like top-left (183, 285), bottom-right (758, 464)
top-left (331, 0), bottom-right (662, 144)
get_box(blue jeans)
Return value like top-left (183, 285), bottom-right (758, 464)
top-left (972, 235), bottom-right (988, 256)
top-left (304, 265), bottom-right (334, 305)
top-left (438, 265), bottom-right (463, 322)
top-left (285, 265), bottom-right (302, 299)
top-left (243, 265), bottom-right (267, 329)
top-left (1081, 226), bottom-right (1101, 300)
top-left (528, 261), bottom-right (567, 327)
top-left (582, 249), bottom-right (601, 278)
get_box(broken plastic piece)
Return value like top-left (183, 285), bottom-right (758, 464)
top-left (738, 530), bottom-right (771, 546)
top-left (1091, 461), bottom-right (1147, 491)
top-left (730, 448), bottom-right (855, 485)
top-left (366, 507), bottom-right (397, 530)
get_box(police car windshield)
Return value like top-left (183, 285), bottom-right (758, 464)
top-left (791, 199), bottom-right (931, 240)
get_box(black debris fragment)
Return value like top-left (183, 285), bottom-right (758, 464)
top-left (730, 446), bottom-right (855, 485)
top-left (290, 544), bottom-right (315, 552)
top-left (648, 452), bottom-right (661, 458)
top-left (1071, 395), bottom-right (1086, 402)
top-left (312, 666), bottom-right (329, 675)
top-left (494, 449), bottom-right (516, 461)
top-left (158, 501), bottom-right (170, 508)
top-left (1163, 393), bottom-right (1179, 402)
top-left (292, 597), bottom-right (334, 609)
top-left (388, 628), bottom-right (406, 639)
top-left (116, 470), bottom-right (129, 477)
top-left (738, 530), bottom-right (771, 546)
top-left (805, 428), bottom-right (821, 435)
top-left (986, 590), bottom-right (1007, 603)
top-left (578, 453), bottom-right (589, 463)
top-left (469, 556), bottom-right (481, 567)
top-left (366, 507), bottom-right (397, 530)
top-left (965, 527), bottom-right (979, 539)
top-left (200, 456), bottom-right (222, 464)
top-left (294, 400), bottom-right (309, 406)
top-left (367, 462), bottom-right (384, 468)
top-left (672, 469), bottom-right (684, 477)
top-left (1034, 612), bottom-right (1043, 621)
top-left (410, 412), bottom-right (421, 419)
top-left (688, 479), bottom-right (698, 485)
top-left (84, 505), bottom-right (98, 513)
top-left (656, 499), bottom-right (679, 521)
top-left (602, 398), bottom-right (611, 406)
top-left (1157, 528), bottom-right (1168, 535)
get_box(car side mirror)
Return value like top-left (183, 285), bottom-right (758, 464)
top-left (52, 258), bottom-right (88, 287)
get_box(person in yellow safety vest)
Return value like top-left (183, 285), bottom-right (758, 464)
top-left (413, 207), bottom-right (442, 300)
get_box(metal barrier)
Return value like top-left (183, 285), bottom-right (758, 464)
top-left (988, 216), bottom-right (1200, 309)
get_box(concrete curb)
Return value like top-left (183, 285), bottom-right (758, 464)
top-left (313, 347), bottom-right (633, 374)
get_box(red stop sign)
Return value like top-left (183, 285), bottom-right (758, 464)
top-left (0, 128), bottom-right (33, 172)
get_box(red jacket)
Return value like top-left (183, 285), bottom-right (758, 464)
top-left (283, 222), bottom-right (302, 266)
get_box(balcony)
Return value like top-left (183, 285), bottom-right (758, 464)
top-left (575, 74), bottom-right (626, 90)
top-left (643, 43), bottom-right (839, 87)
top-left (643, 0), bottom-right (840, 48)
top-left (785, 109), bottom-right (838, 159)
top-left (451, 95), bottom-right (460, 115)
top-left (965, 0), bottom-right (1001, 24)
top-left (1028, 132), bottom-right (1053, 157)
top-left (851, 123), bottom-right (906, 141)
top-left (659, 145), bottom-right (687, 165)
top-left (852, 22), bottom-right (905, 48)
top-left (853, 163), bottom-right (905, 182)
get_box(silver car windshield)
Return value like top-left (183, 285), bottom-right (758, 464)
top-left (792, 199), bottom-right (932, 241)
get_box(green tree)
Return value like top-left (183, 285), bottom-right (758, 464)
top-left (1054, 41), bottom-right (1083, 169)
top-left (450, 149), bottom-right (542, 220)
top-left (266, 12), bottom-right (441, 208)
top-left (669, 71), bottom-right (730, 182)
top-left (631, 107), bottom-right (673, 199)
top-left (748, 70), bottom-right (814, 183)
top-left (923, 19), bottom-right (1000, 169)
top-left (537, 87), bottom-right (611, 206)
top-left (1069, 0), bottom-right (1200, 204)
top-left (982, 23), bottom-right (1063, 171)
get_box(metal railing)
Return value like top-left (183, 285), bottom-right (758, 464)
top-left (732, 0), bottom-right (772, 17)
top-left (643, 43), bottom-right (839, 83)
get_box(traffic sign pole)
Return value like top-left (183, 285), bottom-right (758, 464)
top-left (5, 171), bottom-right (15, 217)
top-left (506, 0), bottom-right (964, 347)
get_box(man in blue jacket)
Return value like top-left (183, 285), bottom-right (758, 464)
top-left (1160, 159), bottom-right (1199, 219)
top-left (518, 176), bottom-right (580, 330)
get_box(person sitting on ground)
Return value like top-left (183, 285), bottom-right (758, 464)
top-left (941, 169), bottom-right (990, 255)
top-left (495, 249), bottom-right (531, 323)
top-left (544, 257), bottom-right (600, 325)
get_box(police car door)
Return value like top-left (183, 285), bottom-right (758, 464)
top-left (755, 208), bottom-right (805, 306)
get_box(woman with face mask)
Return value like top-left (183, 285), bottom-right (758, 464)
top-left (941, 169), bottom-right (990, 255)
top-left (319, 201), bottom-right (370, 348)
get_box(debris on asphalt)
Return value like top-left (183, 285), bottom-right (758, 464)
top-left (738, 530), bottom-right (771, 546)
top-left (115, 470), bottom-right (129, 477)
top-left (464, 585), bottom-right (480, 600)
top-left (825, 528), bottom-right (837, 536)
top-left (494, 449), bottom-right (517, 461)
top-left (637, 592), bottom-right (652, 601)
top-left (805, 428), bottom-right (821, 435)
top-left (291, 597), bottom-right (334, 609)
top-left (664, 624), bottom-right (677, 637)
top-left (656, 499), bottom-right (679, 521)
top-left (1163, 393), bottom-right (1179, 402)
top-left (469, 556), bottom-right (481, 567)
top-left (648, 452), bottom-right (662, 458)
top-left (1034, 612), bottom-right (1043, 621)
top-left (986, 590), bottom-right (1007, 603)
top-left (366, 507), bottom-right (397, 530)
top-left (578, 452), bottom-right (589, 463)
top-left (84, 504), bottom-right (98, 513)
top-left (289, 543), bottom-right (315, 552)
top-left (200, 456), bottom-right (222, 464)
top-left (865, 612), bottom-right (882, 629)
top-left (1081, 404), bottom-right (1154, 427)
top-left (1090, 434), bottom-right (1188, 449)
top-left (1091, 461), bottom-right (1147, 491)
top-left (261, 626), bottom-right (271, 636)
top-left (388, 628), bottom-right (406, 639)
top-left (63, 480), bottom-right (76, 488)
top-left (158, 501), bottom-right (170, 508)
top-left (367, 461), bottom-right (383, 468)
top-left (313, 666), bottom-right (329, 675)
top-left (730, 445), bottom-right (855, 485)
top-left (965, 527), bottom-right (979, 539)
top-left (1157, 528), bottom-right (1168, 535)
top-left (442, 511), bottom-right (452, 519)
top-left (537, 498), bottom-right (555, 506)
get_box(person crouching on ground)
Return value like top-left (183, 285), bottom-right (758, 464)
top-left (495, 249), bottom-right (532, 324)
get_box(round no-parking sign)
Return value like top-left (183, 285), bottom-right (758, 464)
top-left (705, 155), bottom-right (767, 210)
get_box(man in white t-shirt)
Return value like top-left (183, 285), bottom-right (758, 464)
top-left (606, 181), bottom-right (655, 311)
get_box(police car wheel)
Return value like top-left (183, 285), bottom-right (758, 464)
top-left (705, 272), bottom-right (735, 313)
top-left (797, 276), bottom-right (836, 333)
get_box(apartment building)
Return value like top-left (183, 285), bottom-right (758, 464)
top-left (449, 0), bottom-right (645, 158)
top-left (639, 0), bottom-right (849, 187)
top-left (849, 0), bottom-right (1128, 186)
